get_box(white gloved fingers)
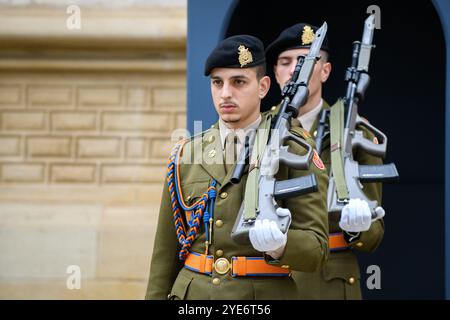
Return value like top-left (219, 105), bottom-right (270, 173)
top-left (261, 219), bottom-right (273, 246)
top-left (250, 218), bottom-right (288, 252)
top-left (339, 198), bottom-right (373, 232)
top-left (275, 207), bottom-right (291, 218)
top-left (357, 199), bottom-right (365, 227)
top-left (249, 220), bottom-right (263, 252)
top-left (362, 199), bottom-right (372, 231)
top-left (348, 199), bottom-right (358, 228)
top-left (361, 200), bottom-right (371, 226)
top-left (374, 206), bottom-right (385, 221)
top-left (356, 199), bottom-right (370, 232)
top-left (269, 221), bottom-right (283, 244)
top-left (344, 209), bottom-right (351, 229)
top-left (270, 221), bottom-right (286, 248)
top-left (356, 198), bottom-right (365, 229)
top-left (267, 221), bottom-right (279, 251)
top-left (339, 204), bottom-right (350, 230)
top-left (256, 219), bottom-right (267, 250)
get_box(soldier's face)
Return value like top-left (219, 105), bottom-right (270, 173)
top-left (274, 48), bottom-right (331, 102)
top-left (210, 67), bottom-right (270, 129)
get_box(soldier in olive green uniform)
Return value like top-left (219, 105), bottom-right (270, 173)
top-left (145, 35), bottom-right (329, 300)
top-left (266, 23), bottom-right (384, 300)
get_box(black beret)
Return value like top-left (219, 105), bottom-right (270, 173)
top-left (265, 23), bottom-right (330, 66)
top-left (204, 35), bottom-right (266, 76)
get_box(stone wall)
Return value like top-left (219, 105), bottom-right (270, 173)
top-left (0, 0), bottom-right (186, 299)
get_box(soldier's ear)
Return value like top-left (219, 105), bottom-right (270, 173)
top-left (259, 76), bottom-right (271, 99)
top-left (321, 62), bottom-right (332, 83)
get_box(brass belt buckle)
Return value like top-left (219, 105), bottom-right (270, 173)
top-left (214, 257), bottom-right (231, 275)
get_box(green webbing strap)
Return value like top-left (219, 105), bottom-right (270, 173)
top-left (330, 99), bottom-right (349, 201)
top-left (243, 116), bottom-right (272, 221)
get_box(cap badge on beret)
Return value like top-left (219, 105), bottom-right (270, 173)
top-left (301, 25), bottom-right (315, 45)
top-left (238, 45), bottom-right (253, 67)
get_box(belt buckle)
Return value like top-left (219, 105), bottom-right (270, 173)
top-left (213, 257), bottom-right (231, 275)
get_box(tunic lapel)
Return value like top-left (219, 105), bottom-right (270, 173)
top-left (195, 122), bottom-right (227, 186)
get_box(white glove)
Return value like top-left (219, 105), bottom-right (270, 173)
top-left (249, 208), bottom-right (291, 258)
top-left (339, 198), bottom-right (373, 232)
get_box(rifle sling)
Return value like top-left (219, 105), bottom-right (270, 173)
top-left (330, 99), bottom-right (349, 201)
top-left (243, 116), bottom-right (272, 221)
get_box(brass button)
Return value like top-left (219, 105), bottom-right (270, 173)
top-left (313, 130), bottom-right (317, 137)
top-left (348, 277), bottom-right (356, 285)
top-left (215, 220), bottom-right (224, 228)
top-left (208, 150), bottom-right (216, 158)
top-left (208, 135), bottom-right (215, 143)
top-left (214, 258), bottom-right (231, 275)
top-left (216, 250), bottom-right (224, 257)
top-left (271, 106), bottom-right (276, 111)
top-left (212, 278), bottom-right (221, 285)
top-left (185, 195), bottom-right (191, 202)
top-left (220, 192), bottom-right (228, 199)
top-left (356, 242), bottom-right (364, 248)
top-left (167, 294), bottom-right (172, 299)
top-left (281, 265), bottom-right (290, 269)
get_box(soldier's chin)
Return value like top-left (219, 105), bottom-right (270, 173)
top-left (220, 114), bottom-right (239, 123)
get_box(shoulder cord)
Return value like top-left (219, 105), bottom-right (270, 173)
top-left (167, 140), bottom-right (217, 260)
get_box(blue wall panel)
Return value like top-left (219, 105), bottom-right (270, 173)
top-left (432, 0), bottom-right (450, 301)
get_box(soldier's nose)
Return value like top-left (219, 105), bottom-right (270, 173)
top-left (289, 62), bottom-right (297, 77)
top-left (221, 83), bottom-right (232, 99)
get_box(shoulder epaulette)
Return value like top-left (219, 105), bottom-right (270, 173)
top-left (290, 126), bottom-right (313, 141)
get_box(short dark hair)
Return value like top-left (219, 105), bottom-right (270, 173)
top-left (255, 64), bottom-right (266, 80)
top-left (320, 50), bottom-right (330, 63)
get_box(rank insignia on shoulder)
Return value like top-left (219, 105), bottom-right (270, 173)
top-left (290, 127), bottom-right (312, 141)
top-left (301, 25), bottom-right (315, 45)
top-left (238, 45), bottom-right (253, 67)
top-left (312, 149), bottom-right (325, 170)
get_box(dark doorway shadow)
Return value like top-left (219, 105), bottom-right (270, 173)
top-left (225, 0), bottom-right (445, 299)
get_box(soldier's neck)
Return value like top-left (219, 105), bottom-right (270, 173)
top-left (298, 93), bottom-right (322, 116)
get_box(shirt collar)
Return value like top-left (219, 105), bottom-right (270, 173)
top-left (219, 114), bottom-right (262, 149)
top-left (297, 99), bottom-right (323, 132)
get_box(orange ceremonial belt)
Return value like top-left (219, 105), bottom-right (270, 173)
top-left (329, 233), bottom-right (350, 252)
top-left (184, 251), bottom-right (291, 277)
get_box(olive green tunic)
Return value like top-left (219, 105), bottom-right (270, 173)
top-left (145, 111), bottom-right (330, 300)
top-left (292, 101), bottom-right (384, 300)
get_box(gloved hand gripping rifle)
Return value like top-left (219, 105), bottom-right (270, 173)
top-left (316, 15), bottom-right (399, 222)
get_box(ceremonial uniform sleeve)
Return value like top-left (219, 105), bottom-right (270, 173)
top-left (269, 136), bottom-right (329, 272)
top-left (347, 126), bottom-right (384, 253)
top-left (145, 179), bottom-right (184, 300)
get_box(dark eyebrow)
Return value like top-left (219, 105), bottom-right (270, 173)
top-left (211, 74), bottom-right (251, 81)
top-left (278, 54), bottom-right (307, 62)
top-left (230, 75), bottom-right (250, 80)
top-left (277, 56), bottom-right (294, 61)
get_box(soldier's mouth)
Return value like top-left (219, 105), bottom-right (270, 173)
top-left (220, 104), bottom-right (237, 113)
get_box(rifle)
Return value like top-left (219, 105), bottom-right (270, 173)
top-left (325, 14), bottom-right (399, 221)
top-left (231, 22), bottom-right (328, 244)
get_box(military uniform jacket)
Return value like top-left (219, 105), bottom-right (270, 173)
top-left (145, 111), bottom-right (329, 300)
top-left (292, 100), bottom-right (384, 300)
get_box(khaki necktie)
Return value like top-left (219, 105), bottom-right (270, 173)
top-left (224, 132), bottom-right (238, 173)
